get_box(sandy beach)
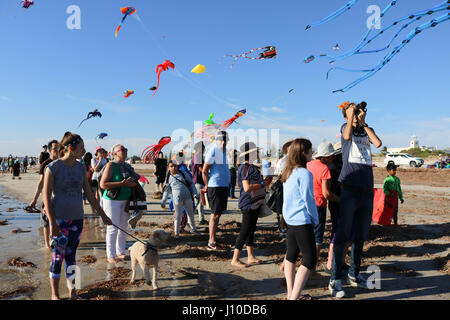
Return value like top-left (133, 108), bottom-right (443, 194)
top-left (0, 165), bottom-right (449, 300)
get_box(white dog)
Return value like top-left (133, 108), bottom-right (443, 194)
top-left (129, 229), bottom-right (171, 289)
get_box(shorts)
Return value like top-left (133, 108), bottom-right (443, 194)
top-left (207, 187), bottom-right (228, 215)
top-left (156, 174), bottom-right (166, 185)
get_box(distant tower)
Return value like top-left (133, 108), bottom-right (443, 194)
top-left (410, 135), bottom-right (419, 149)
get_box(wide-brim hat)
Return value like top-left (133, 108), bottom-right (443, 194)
top-left (333, 141), bottom-right (342, 154)
top-left (238, 142), bottom-right (261, 158)
top-left (313, 141), bottom-right (340, 158)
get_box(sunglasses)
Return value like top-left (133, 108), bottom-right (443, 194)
top-left (115, 147), bottom-right (128, 154)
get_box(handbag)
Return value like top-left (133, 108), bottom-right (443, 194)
top-left (265, 176), bottom-right (283, 214)
top-left (244, 164), bottom-right (266, 211)
top-left (258, 203), bottom-right (273, 218)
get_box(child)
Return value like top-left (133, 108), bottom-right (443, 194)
top-left (383, 163), bottom-right (404, 225)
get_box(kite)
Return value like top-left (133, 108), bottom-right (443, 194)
top-left (329, 11), bottom-right (450, 92)
top-left (289, 89), bottom-right (294, 94)
top-left (191, 64), bottom-right (206, 74)
top-left (21, 0), bottom-right (34, 9)
top-left (78, 109), bottom-right (102, 128)
top-left (141, 136), bottom-right (171, 164)
top-left (115, 7), bottom-right (136, 38)
top-left (333, 44), bottom-right (341, 51)
top-left (124, 90), bottom-right (134, 98)
top-left (152, 60), bottom-right (175, 96)
top-left (95, 133), bottom-right (108, 145)
top-left (225, 46), bottom-right (277, 69)
top-left (308, 1), bottom-right (448, 64)
top-left (149, 87), bottom-right (157, 91)
top-left (205, 113), bottom-right (215, 126)
top-left (192, 109), bottom-right (247, 141)
top-left (305, 0), bottom-right (359, 30)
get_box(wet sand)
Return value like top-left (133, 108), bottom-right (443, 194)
top-left (0, 166), bottom-right (449, 300)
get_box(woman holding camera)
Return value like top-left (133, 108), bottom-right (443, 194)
top-left (43, 132), bottom-right (112, 300)
top-left (100, 144), bottom-right (138, 264)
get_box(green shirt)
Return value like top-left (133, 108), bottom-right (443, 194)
top-left (103, 162), bottom-right (132, 201)
top-left (383, 175), bottom-right (403, 200)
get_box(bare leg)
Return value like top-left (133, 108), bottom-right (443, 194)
top-left (280, 256), bottom-right (286, 272)
top-left (247, 246), bottom-right (262, 265)
top-left (50, 278), bottom-right (60, 300)
top-left (209, 214), bottom-right (221, 244)
top-left (231, 249), bottom-right (248, 268)
top-left (43, 227), bottom-right (50, 248)
top-left (289, 265), bottom-right (312, 300)
top-left (284, 259), bottom-right (296, 300)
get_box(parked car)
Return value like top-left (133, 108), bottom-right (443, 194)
top-left (384, 153), bottom-right (424, 167)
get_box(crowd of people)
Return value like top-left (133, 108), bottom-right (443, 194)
top-left (9, 102), bottom-right (401, 300)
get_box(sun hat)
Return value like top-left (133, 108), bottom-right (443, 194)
top-left (333, 141), bottom-right (342, 154)
top-left (94, 146), bottom-right (105, 155)
top-left (238, 142), bottom-right (261, 159)
top-left (313, 141), bottom-right (340, 158)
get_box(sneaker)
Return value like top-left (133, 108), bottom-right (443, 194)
top-left (347, 273), bottom-right (369, 289)
top-left (279, 230), bottom-right (286, 239)
top-left (329, 279), bottom-right (346, 299)
top-left (128, 210), bottom-right (143, 229)
top-left (206, 242), bottom-right (225, 251)
top-left (199, 219), bottom-right (209, 226)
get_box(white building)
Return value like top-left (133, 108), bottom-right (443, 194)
top-left (387, 135), bottom-right (438, 153)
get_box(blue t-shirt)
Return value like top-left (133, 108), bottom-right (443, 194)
top-left (237, 164), bottom-right (263, 211)
top-left (338, 123), bottom-right (374, 190)
top-left (204, 145), bottom-right (230, 187)
top-left (282, 167), bottom-right (318, 226)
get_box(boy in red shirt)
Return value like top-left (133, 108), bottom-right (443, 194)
top-left (307, 141), bottom-right (340, 260)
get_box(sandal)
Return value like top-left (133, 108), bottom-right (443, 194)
top-left (24, 206), bottom-right (41, 213)
top-left (298, 294), bottom-right (316, 300)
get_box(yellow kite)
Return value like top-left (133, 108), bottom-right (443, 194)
top-left (191, 64), bottom-right (206, 74)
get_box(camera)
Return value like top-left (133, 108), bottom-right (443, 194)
top-left (355, 101), bottom-right (367, 115)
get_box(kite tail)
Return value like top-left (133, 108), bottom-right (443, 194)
top-left (305, 0), bottom-right (359, 30)
top-left (333, 11), bottom-right (450, 93)
top-left (152, 67), bottom-right (163, 97)
top-left (115, 25), bottom-right (121, 38)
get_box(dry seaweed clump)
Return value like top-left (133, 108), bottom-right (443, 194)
top-left (109, 267), bottom-right (131, 279)
top-left (0, 220), bottom-right (8, 226)
top-left (175, 244), bottom-right (231, 261)
top-left (0, 286), bottom-right (36, 299)
top-left (11, 228), bottom-right (31, 234)
top-left (8, 257), bottom-right (36, 268)
top-left (77, 279), bottom-right (145, 300)
top-left (79, 255), bottom-right (97, 264)
top-left (434, 253), bottom-right (450, 275)
top-left (137, 221), bottom-right (158, 228)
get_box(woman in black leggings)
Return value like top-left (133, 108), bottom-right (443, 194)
top-left (231, 142), bottom-right (272, 268)
top-left (281, 138), bottom-right (318, 300)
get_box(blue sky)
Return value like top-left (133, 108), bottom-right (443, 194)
top-left (0, 0), bottom-right (449, 157)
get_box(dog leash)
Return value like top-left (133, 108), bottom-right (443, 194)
top-left (111, 223), bottom-right (157, 256)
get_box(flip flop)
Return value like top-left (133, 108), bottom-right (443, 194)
top-left (24, 206), bottom-right (41, 213)
top-left (298, 294), bottom-right (316, 300)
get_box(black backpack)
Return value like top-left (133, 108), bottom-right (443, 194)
top-left (265, 176), bottom-right (283, 214)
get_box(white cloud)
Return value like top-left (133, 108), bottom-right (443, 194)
top-left (0, 96), bottom-right (11, 102)
top-left (261, 107), bottom-right (286, 113)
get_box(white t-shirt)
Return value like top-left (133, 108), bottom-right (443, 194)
top-left (91, 158), bottom-right (107, 181)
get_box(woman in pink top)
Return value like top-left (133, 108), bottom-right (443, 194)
top-left (306, 141), bottom-right (340, 262)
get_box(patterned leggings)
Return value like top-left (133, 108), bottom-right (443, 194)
top-left (49, 219), bottom-right (84, 280)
